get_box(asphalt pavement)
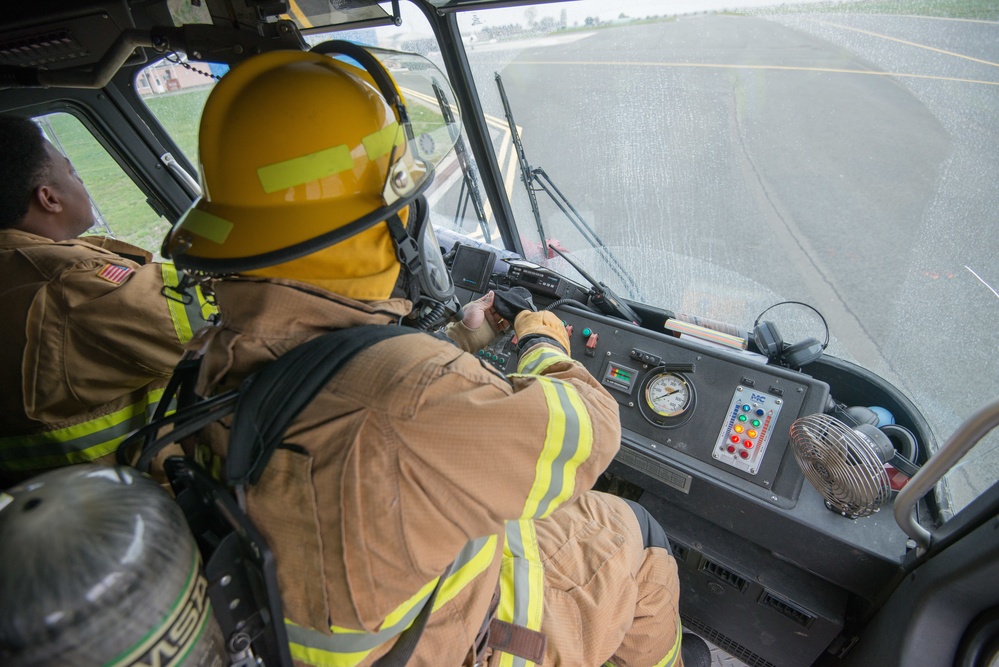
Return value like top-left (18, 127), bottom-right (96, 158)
top-left (454, 13), bottom-right (999, 510)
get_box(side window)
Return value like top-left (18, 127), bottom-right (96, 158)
top-left (137, 57), bottom-right (222, 167)
top-left (35, 113), bottom-right (170, 253)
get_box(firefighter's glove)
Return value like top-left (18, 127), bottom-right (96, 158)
top-left (514, 310), bottom-right (571, 354)
top-left (493, 286), bottom-right (536, 321)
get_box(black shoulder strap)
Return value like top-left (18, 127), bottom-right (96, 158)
top-left (226, 324), bottom-right (420, 487)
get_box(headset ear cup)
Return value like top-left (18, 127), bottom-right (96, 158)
top-left (880, 424), bottom-right (919, 463)
top-left (754, 321), bottom-right (784, 359)
top-left (781, 337), bottom-right (823, 368)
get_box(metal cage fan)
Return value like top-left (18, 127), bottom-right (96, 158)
top-left (790, 413), bottom-right (893, 518)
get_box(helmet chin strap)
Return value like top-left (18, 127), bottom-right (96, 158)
top-left (385, 211), bottom-right (423, 307)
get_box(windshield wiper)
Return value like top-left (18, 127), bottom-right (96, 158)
top-left (495, 72), bottom-right (643, 301)
top-left (432, 77), bottom-right (490, 244)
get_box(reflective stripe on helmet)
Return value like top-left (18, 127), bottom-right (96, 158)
top-left (287, 535), bottom-right (498, 667)
top-left (0, 387), bottom-right (166, 472)
top-left (257, 144), bottom-right (353, 194)
top-left (497, 520), bottom-right (545, 667)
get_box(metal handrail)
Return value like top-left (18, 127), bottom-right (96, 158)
top-left (894, 397), bottom-right (999, 554)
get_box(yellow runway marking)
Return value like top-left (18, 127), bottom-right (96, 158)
top-left (285, 1), bottom-right (313, 29)
top-left (511, 60), bottom-right (999, 86)
top-left (815, 19), bottom-right (999, 69)
top-left (401, 86), bottom-right (521, 206)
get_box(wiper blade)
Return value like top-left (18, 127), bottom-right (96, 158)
top-left (494, 72), bottom-right (643, 301)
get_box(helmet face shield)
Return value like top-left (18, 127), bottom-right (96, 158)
top-left (412, 204), bottom-right (454, 302)
top-left (367, 48), bottom-right (461, 207)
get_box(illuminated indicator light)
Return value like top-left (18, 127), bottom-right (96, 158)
top-left (739, 450), bottom-right (750, 459)
top-left (742, 404), bottom-right (751, 412)
top-left (734, 425), bottom-right (744, 433)
top-left (611, 368), bottom-right (632, 380)
top-left (727, 446), bottom-right (736, 454)
top-left (752, 419), bottom-right (761, 427)
top-left (748, 430), bottom-right (757, 438)
top-left (738, 414), bottom-right (747, 422)
top-left (744, 440), bottom-right (754, 448)
top-left (582, 328), bottom-right (592, 337)
top-left (730, 435), bottom-right (740, 443)
top-left (756, 409), bottom-right (765, 416)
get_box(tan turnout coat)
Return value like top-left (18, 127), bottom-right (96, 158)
top-left (0, 230), bottom-right (210, 483)
top-left (194, 278), bottom-right (681, 667)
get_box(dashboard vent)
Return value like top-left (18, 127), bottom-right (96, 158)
top-left (699, 558), bottom-right (749, 592)
top-left (667, 538), bottom-right (689, 563)
top-left (759, 590), bottom-right (816, 628)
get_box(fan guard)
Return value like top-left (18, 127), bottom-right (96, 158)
top-left (790, 413), bottom-right (892, 518)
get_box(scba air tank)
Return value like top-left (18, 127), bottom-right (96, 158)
top-left (0, 465), bottom-right (226, 667)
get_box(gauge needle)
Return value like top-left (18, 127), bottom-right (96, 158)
top-left (652, 387), bottom-right (679, 400)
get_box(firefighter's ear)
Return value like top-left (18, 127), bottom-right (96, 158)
top-left (33, 183), bottom-right (64, 213)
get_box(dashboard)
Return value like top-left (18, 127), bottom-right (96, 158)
top-left (476, 303), bottom-right (830, 509)
top-left (450, 251), bottom-right (915, 667)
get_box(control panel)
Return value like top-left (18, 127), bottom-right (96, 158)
top-left (472, 303), bottom-right (829, 507)
top-left (712, 387), bottom-right (784, 475)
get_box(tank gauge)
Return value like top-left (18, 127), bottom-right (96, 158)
top-left (639, 370), bottom-right (696, 428)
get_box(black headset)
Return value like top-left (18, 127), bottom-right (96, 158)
top-left (753, 301), bottom-right (830, 369)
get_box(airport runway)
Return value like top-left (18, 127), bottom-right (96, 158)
top-left (453, 12), bottom-right (999, 509)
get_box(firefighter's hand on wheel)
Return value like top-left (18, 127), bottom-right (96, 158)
top-left (514, 310), bottom-right (571, 354)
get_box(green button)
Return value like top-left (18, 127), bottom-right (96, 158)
top-left (738, 415), bottom-right (747, 422)
top-left (752, 419), bottom-right (761, 427)
top-left (582, 328), bottom-right (592, 337)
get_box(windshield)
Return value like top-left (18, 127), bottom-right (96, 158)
top-left (137, 0), bottom-right (998, 516)
top-left (450, 0), bottom-right (998, 514)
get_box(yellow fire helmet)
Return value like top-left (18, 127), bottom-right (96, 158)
top-left (162, 42), bottom-right (461, 301)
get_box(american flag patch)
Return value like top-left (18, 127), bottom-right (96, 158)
top-left (97, 263), bottom-right (134, 284)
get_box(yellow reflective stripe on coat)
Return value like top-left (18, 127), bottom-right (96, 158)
top-left (161, 262), bottom-right (216, 344)
top-left (287, 536), bottom-right (496, 667)
top-left (497, 520), bottom-right (545, 667)
top-left (516, 345), bottom-right (572, 376)
top-left (512, 376), bottom-right (593, 520)
top-left (0, 388), bottom-right (166, 472)
top-left (604, 619), bottom-right (682, 667)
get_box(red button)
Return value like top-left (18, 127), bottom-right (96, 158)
top-left (739, 450), bottom-right (749, 459)
top-left (730, 435), bottom-right (740, 443)
top-left (727, 445), bottom-right (736, 454)
top-left (743, 440), bottom-right (754, 448)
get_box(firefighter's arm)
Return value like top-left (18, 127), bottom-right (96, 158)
top-left (22, 258), bottom-right (212, 420)
top-left (395, 326), bottom-right (621, 556)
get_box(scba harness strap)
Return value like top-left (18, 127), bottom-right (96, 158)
top-left (119, 324), bottom-right (435, 667)
top-left (120, 323), bottom-right (549, 667)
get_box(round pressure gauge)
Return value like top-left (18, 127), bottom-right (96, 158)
top-left (639, 370), bottom-right (696, 428)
